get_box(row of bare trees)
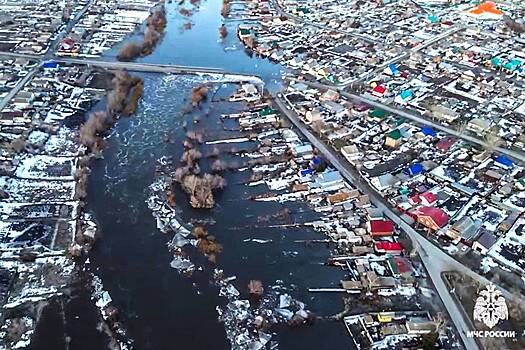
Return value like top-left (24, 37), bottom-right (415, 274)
top-left (118, 6), bottom-right (167, 61)
top-left (221, 0), bottom-right (231, 18)
top-left (173, 94), bottom-right (227, 208)
top-left (504, 15), bottom-right (525, 33)
top-left (75, 71), bottom-right (144, 199)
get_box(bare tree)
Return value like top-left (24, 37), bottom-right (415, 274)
top-left (503, 15), bottom-right (525, 34)
top-left (483, 128), bottom-right (502, 153)
top-left (457, 120), bottom-right (468, 136)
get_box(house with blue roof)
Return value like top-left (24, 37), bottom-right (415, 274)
top-left (420, 126), bottom-right (436, 137)
top-left (495, 155), bottom-right (514, 169)
top-left (428, 15), bottom-right (439, 23)
top-left (403, 163), bottom-right (424, 176)
top-left (300, 168), bottom-right (313, 177)
top-left (394, 89), bottom-right (413, 105)
top-left (385, 63), bottom-right (398, 75)
top-left (42, 61), bottom-right (59, 70)
top-left (316, 170), bottom-right (343, 189)
top-left (491, 57), bottom-right (502, 68)
top-left (503, 59), bottom-right (521, 73)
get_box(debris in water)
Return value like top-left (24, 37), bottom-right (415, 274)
top-left (248, 280), bottom-right (264, 298)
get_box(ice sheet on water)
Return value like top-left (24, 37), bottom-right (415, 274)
top-left (274, 308), bottom-right (293, 321)
top-left (243, 238), bottom-right (273, 244)
top-left (220, 284), bottom-right (240, 298)
top-left (282, 250), bottom-right (298, 258)
top-left (95, 291), bottom-right (112, 308)
top-left (170, 255), bottom-right (195, 273)
top-left (279, 294), bottom-right (291, 308)
top-left (171, 233), bottom-right (191, 248)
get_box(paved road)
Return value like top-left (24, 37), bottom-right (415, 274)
top-left (287, 77), bottom-right (525, 163)
top-left (0, 68), bottom-right (39, 111)
top-left (46, 0), bottom-right (96, 58)
top-left (350, 26), bottom-right (463, 87)
top-left (270, 0), bottom-right (377, 44)
top-left (0, 50), bottom-right (261, 77)
top-left (56, 57), bottom-right (228, 74)
top-left (271, 0), bottom-right (523, 162)
top-left (275, 94), bottom-right (521, 297)
top-left (274, 94), bottom-right (525, 350)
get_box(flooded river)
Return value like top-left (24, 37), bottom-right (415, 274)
top-left (30, 1), bottom-right (354, 349)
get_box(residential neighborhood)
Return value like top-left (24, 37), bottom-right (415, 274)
top-left (0, 0), bottom-right (524, 349)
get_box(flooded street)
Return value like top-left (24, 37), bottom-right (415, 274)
top-left (30, 1), bottom-right (352, 349)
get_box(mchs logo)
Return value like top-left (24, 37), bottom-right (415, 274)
top-left (467, 284), bottom-right (515, 338)
top-left (473, 283), bottom-right (508, 328)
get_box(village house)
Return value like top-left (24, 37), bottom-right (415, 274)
top-left (472, 230), bottom-right (497, 255)
top-left (385, 129), bottom-right (402, 148)
top-left (446, 216), bottom-right (483, 243)
top-left (410, 206), bottom-right (449, 232)
top-left (367, 219), bottom-right (394, 237)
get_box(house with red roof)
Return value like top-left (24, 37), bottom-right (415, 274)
top-left (410, 207), bottom-right (449, 231)
top-left (374, 242), bottom-right (403, 254)
top-left (435, 137), bottom-right (457, 152)
top-left (372, 85), bottom-right (386, 97)
top-left (408, 194), bottom-right (421, 206)
top-left (420, 192), bottom-right (437, 206)
top-left (388, 256), bottom-right (414, 279)
top-left (60, 37), bottom-right (76, 51)
top-left (368, 220), bottom-right (394, 236)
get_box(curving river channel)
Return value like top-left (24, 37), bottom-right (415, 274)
top-left (29, 0), bottom-right (353, 349)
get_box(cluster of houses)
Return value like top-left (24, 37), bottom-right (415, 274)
top-left (244, 110), bottom-right (455, 347)
top-left (237, 0), bottom-right (525, 155)
top-left (366, 38), bottom-right (525, 153)
top-left (344, 311), bottom-right (438, 349)
top-left (0, 60), bottom-right (104, 347)
top-left (0, 0), bottom-right (88, 54)
top-left (235, 0), bottom-right (525, 285)
top-left (222, 0), bottom-right (274, 21)
top-left (57, 0), bottom-right (159, 58)
top-left (237, 17), bottom-right (403, 86)
top-left (237, 0), bottom-right (525, 92)
top-left (282, 76), bottom-right (525, 279)
top-left (0, 57), bottom-right (38, 97)
top-left (279, 0), bottom-right (453, 48)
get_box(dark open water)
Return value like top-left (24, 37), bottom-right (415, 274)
top-left (30, 1), bottom-right (355, 349)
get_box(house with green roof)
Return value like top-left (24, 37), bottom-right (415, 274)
top-left (368, 108), bottom-right (387, 122)
top-left (295, 7), bottom-right (310, 15)
top-left (385, 129), bottom-right (402, 148)
top-left (258, 107), bottom-right (276, 116)
top-left (238, 28), bottom-right (251, 38)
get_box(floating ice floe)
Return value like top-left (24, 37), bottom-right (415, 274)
top-left (243, 239), bottom-right (273, 244)
top-left (170, 255), bottom-right (195, 274)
